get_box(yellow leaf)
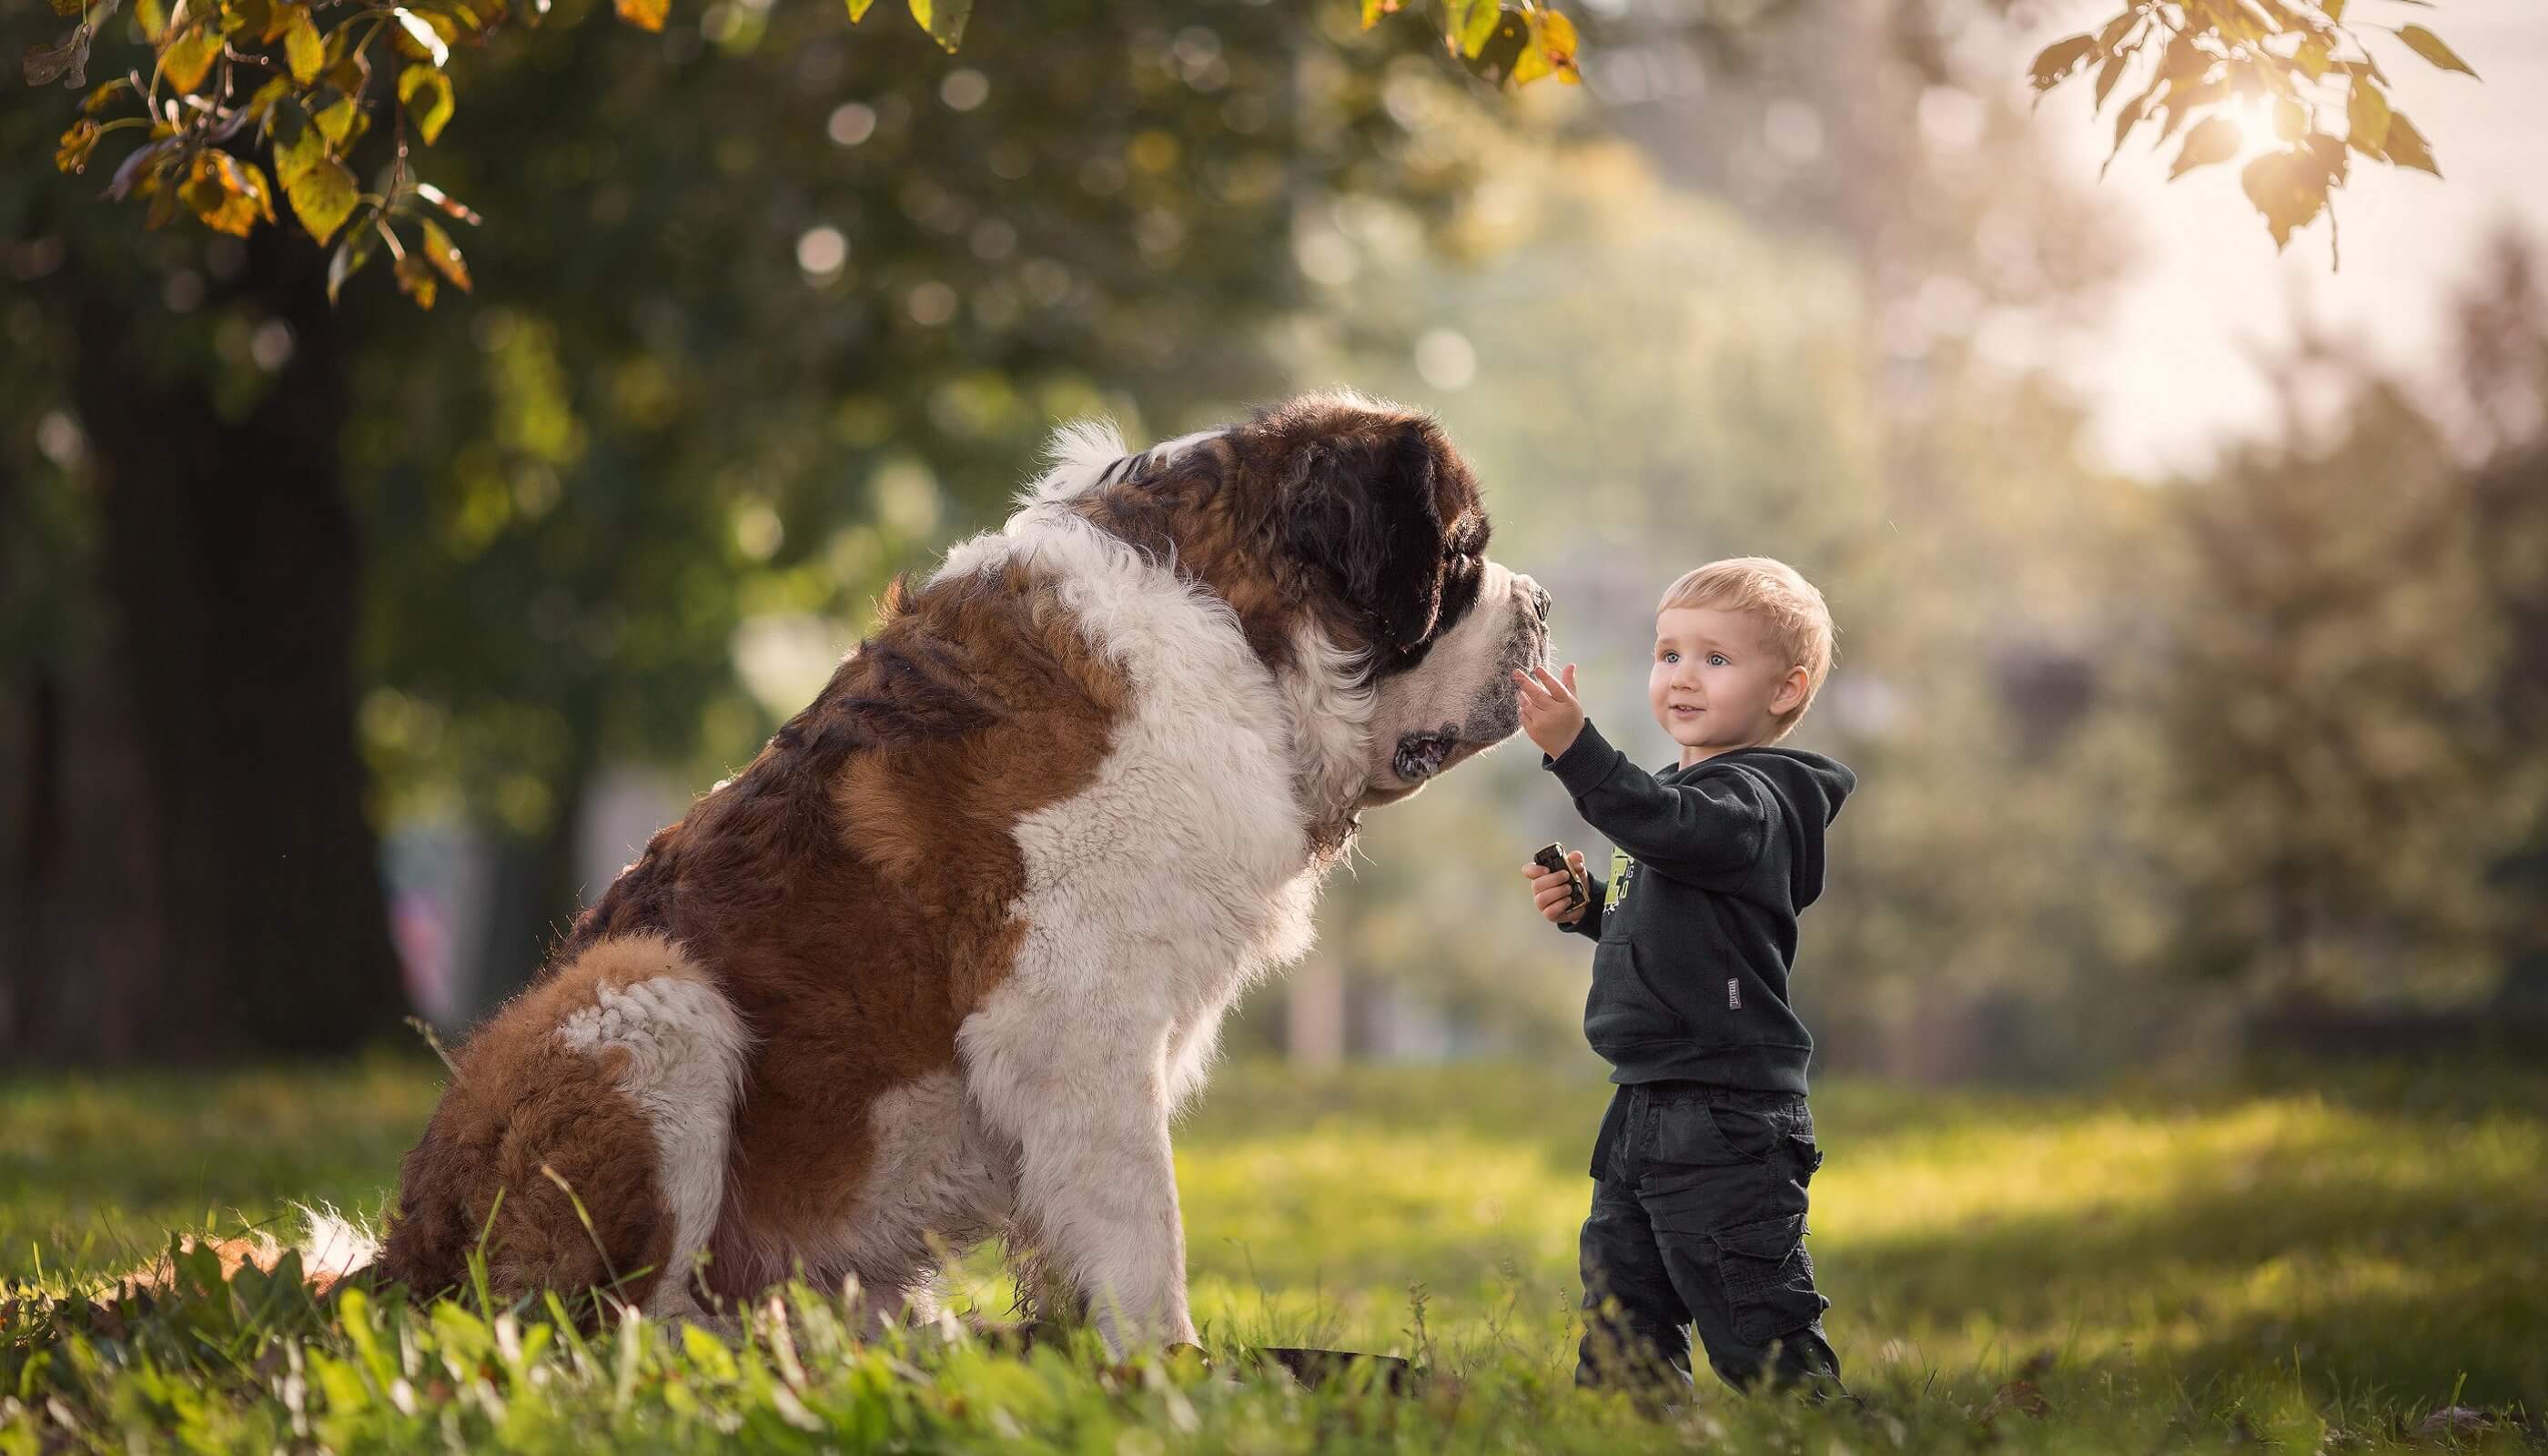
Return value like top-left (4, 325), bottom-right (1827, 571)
top-left (314, 94), bottom-right (360, 146)
top-left (396, 248), bottom-right (440, 308)
top-left (160, 25), bottom-right (222, 93)
top-left (2344, 73), bottom-right (2389, 154)
top-left (2168, 114), bottom-right (2240, 178)
top-left (420, 217), bottom-right (471, 290)
top-left (285, 155), bottom-right (359, 241)
top-left (283, 5), bottom-right (323, 82)
top-left (1511, 7), bottom-right (1578, 87)
top-left (391, 6), bottom-right (449, 64)
top-left (845, 0), bottom-right (872, 17)
top-left (2394, 24), bottom-right (2475, 78)
top-left (2272, 96), bottom-right (2306, 142)
top-left (181, 150), bottom-right (272, 237)
top-left (613, 0), bottom-right (664, 32)
top-left (907, 0), bottom-right (968, 51)
top-left (399, 63), bottom-right (454, 144)
top-left (2028, 33), bottom-right (2098, 92)
top-left (56, 118), bottom-right (101, 173)
top-left (2380, 110), bottom-right (2438, 175)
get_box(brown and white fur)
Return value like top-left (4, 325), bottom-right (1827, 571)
top-left (375, 393), bottom-right (1552, 1350)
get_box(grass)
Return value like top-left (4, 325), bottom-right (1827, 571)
top-left (3, 1055), bottom-right (2543, 1451)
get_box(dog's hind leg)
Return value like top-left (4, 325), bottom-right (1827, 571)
top-left (552, 941), bottom-right (753, 1324)
top-left (380, 934), bottom-right (750, 1324)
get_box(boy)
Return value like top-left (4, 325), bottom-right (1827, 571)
top-left (1512, 556), bottom-right (1855, 1398)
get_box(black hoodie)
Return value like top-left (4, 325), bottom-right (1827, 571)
top-left (1545, 720), bottom-right (1855, 1092)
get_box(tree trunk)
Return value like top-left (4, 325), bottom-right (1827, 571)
top-left (46, 227), bottom-right (407, 1064)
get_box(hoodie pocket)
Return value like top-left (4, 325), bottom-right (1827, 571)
top-left (1583, 941), bottom-right (1687, 1057)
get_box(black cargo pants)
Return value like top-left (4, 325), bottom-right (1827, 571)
top-left (1575, 1081), bottom-right (1843, 1397)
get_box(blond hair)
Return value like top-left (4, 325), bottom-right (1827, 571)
top-left (1656, 557), bottom-right (1836, 740)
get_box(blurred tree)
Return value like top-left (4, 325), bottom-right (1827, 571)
top-left (0, 0), bottom-right (1488, 1062)
top-left (17, 0), bottom-right (2458, 266)
top-left (2146, 250), bottom-right (2548, 1006)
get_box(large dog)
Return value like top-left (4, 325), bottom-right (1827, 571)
top-left (377, 393), bottom-right (1551, 1348)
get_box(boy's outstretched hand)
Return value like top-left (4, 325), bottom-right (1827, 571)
top-left (1513, 662), bottom-right (1586, 760)
top-left (1522, 849), bottom-right (1592, 925)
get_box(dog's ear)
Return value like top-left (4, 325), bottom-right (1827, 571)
top-left (1282, 419), bottom-right (1448, 653)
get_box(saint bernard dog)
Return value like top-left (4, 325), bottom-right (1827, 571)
top-left (376, 392), bottom-right (1552, 1350)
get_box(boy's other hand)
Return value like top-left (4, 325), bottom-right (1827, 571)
top-left (1513, 662), bottom-right (1586, 759)
top-left (1522, 849), bottom-right (1591, 925)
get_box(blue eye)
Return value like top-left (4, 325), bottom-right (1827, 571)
top-left (1661, 652), bottom-right (1679, 663)
top-left (1707, 653), bottom-right (1729, 667)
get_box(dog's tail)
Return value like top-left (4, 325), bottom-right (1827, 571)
top-left (291, 1202), bottom-right (384, 1291)
top-left (106, 1204), bottom-right (381, 1304)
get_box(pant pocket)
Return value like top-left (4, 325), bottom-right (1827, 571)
top-left (1710, 1213), bottom-right (1829, 1345)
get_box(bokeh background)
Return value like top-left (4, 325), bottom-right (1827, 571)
top-left (9, 0), bottom-right (2545, 1074)
top-left (3, 0), bottom-right (2545, 1436)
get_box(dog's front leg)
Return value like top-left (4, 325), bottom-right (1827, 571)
top-left (961, 1011), bottom-right (1195, 1352)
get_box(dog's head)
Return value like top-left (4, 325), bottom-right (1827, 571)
top-left (1239, 393), bottom-right (1550, 806)
top-left (1031, 392), bottom-right (1549, 813)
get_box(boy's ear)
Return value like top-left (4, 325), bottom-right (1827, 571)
top-left (1773, 666), bottom-right (1811, 713)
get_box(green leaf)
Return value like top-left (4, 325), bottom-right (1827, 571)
top-left (283, 4), bottom-right (323, 83)
top-left (613, 0), bottom-right (664, 31)
top-left (327, 210), bottom-right (379, 302)
top-left (2381, 109), bottom-right (2437, 175)
top-left (2344, 73), bottom-right (2390, 155)
top-left (2028, 33), bottom-right (2098, 92)
top-left (1360, 0), bottom-right (1402, 28)
top-left (907, 0), bottom-right (967, 51)
top-left (1448, 0), bottom-right (1498, 59)
top-left (160, 25), bottom-right (220, 92)
top-left (399, 64), bottom-right (454, 144)
top-left (420, 217), bottom-right (471, 290)
top-left (2168, 114), bottom-right (2240, 178)
top-left (286, 156), bottom-right (359, 241)
top-left (2394, 24), bottom-right (2475, 78)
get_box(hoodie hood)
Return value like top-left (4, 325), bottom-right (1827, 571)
top-left (1662, 746), bottom-right (1855, 909)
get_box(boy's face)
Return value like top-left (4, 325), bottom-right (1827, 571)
top-left (1648, 606), bottom-right (1805, 763)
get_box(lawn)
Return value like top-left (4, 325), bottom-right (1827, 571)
top-left (3, 1057), bottom-right (2541, 1451)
